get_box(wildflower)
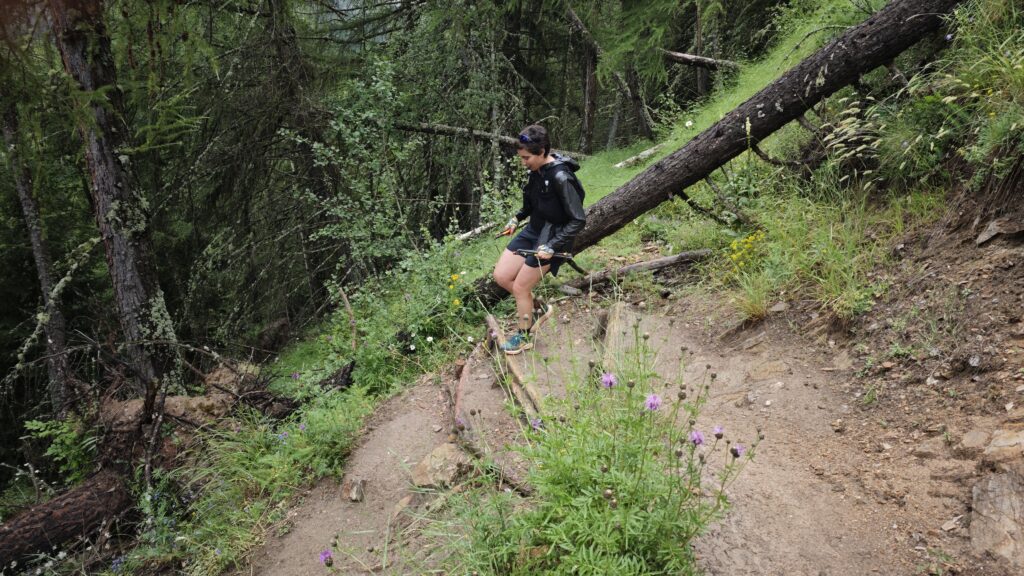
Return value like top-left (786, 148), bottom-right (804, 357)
top-left (452, 298), bottom-right (461, 306)
top-left (291, 372), bottom-right (301, 380)
top-left (467, 335), bottom-right (474, 343)
top-left (713, 425), bottom-right (724, 439)
top-left (57, 551), bottom-right (66, 560)
top-left (451, 273), bottom-right (460, 281)
top-left (299, 423), bottom-right (306, 432)
top-left (685, 120), bottom-right (694, 128)
top-left (426, 336), bottom-right (434, 343)
top-left (111, 557), bottom-right (124, 573)
top-left (277, 432), bottom-right (289, 442)
top-left (645, 393), bottom-right (662, 411)
top-left (601, 372), bottom-right (617, 388)
top-left (690, 430), bottom-right (705, 446)
top-left (448, 284), bottom-right (455, 290)
top-left (319, 549), bottom-right (334, 567)
top-left (530, 418), bottom-right (543, 431)
top-left (944, 33), bottom-right (953, 41)
top-left (731, 444), bottom-right (746, 458)
top-left (409, 344), bottom-right (416, 351)
top-left (215, 548), bottom-right (222, 556)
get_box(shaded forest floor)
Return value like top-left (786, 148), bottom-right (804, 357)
top-left (243, 206), bottom-right (1023, 575)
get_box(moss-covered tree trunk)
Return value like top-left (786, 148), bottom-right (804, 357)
top-left (2, 104), bottom-right (71, 416)
top-left (47, 0), bottom-right (180, 398)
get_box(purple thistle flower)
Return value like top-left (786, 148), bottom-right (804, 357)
top-left (731, 444), bottom-right (746, 458)
top-left (713, 425), bottom-right (724, 439)
top-left (319, 549), bottom-right (333, 566)
top-left (299, 423), bottom-right (306, 432)
top-left (277, 432), bottom-right (289, 442)
top-left (290, 372), bottom-right (301, 380)
top-left (644, 393), bottom-right (662, 411)
top-left (111, 557), bottom-right (125, 573)
top-left (690, 430), bottom-right (705, 446)
top-left (601, 372), bottom-right (617, 388)
top-left (530, 418), bottom-right (543, 431)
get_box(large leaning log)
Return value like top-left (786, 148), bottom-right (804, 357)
top-left (576, 0), bottom-right (959, 251)
top-left (0, 469), bottom-right (132, 565)
top-left (475, 0), bottom-right (960, 304)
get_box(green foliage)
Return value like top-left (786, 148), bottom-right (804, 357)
top-left (22, 418), bottom-right (97, 485)
top-left (446, 322), bottom-right (757, 575)
top-left (121, 388), bottom-right (373, 576)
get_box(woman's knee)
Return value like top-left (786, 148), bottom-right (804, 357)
top-left (512, 273), bottom-right (538, 296)
top-left (494, 268), bottom-right (514, 290)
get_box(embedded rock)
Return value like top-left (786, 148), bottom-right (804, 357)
top-left (983, 428), bottom-right (1024, 469)
top-left (411, 443), bottom-right (472, 488)
top-left (970, 469), bottom-right (1024, 568)
top-left (957, 428), bottom-right (991, 459)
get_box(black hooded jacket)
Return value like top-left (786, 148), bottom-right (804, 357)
top-left (514, 154), bottom-right (587, 252)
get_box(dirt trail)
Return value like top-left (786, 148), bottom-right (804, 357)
top-left (246, 378), bottom-right (453, 575)
top-left (246, 295), bottom-right (1000, 575)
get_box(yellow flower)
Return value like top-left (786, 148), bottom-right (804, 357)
top-left (448, 284), bottom-right (455, 290)
top-left (451, 273), bottom-right (460, 281)
top-left (452, 298), bottom-right (461, 307)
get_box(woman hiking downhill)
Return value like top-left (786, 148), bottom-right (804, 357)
top-left (493, 124), bottom-right (587, 355)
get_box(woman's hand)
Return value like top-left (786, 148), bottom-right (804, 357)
top-left (536, 244), bottom-right (554, 260)
top-left (500, 216), bottom-right (519, 237)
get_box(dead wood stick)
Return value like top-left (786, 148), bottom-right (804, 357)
top-left (566, 250), bottom-right (711, 291)
top-left (661, 49), bottom-right (739, 70)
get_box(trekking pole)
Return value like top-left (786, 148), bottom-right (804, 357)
top-left (514, 249), bottom-right (588, 276)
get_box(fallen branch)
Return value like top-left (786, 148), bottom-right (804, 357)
top-left (676, 190), bottom-right (734, 228)
top-left (661, 49), bottom-right (739, 71)
top-left (393, 122), bottom-right (585, 158)
top-left (455, 222), bottom-right (496, 241)
top-left (614, 144), bottom-right (663, 169)
top-left (750, 143), bottom-right (827, 168)
top-left (702, 177), bottom-right (754, 227)
top-left (564, 250), bottom-right (711, 293)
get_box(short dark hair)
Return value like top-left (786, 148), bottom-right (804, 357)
top-left (516, 124), bottom-right (550, 156)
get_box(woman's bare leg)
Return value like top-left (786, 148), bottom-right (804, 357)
top-left (511, 262), bottom-right (550, 331)
top-left (493, 249), bottom-right (525, 294)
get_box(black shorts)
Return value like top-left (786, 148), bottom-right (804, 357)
top-left (507, 227), bottom-right (571, 277)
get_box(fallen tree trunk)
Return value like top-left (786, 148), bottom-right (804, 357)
top-left (563, 250), bottom-right (711, 293)
top-left (0, 469), bottom-right (132, 565)
top-left (476, 0), bottom-right (959, 305)
top-left (575, 0), bottom-right (959, 253)
top-left (661, 49), bottom-right (738, 71)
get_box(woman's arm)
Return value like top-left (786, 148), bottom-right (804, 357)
top-left (546, 171), bottom-right (586, 251)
